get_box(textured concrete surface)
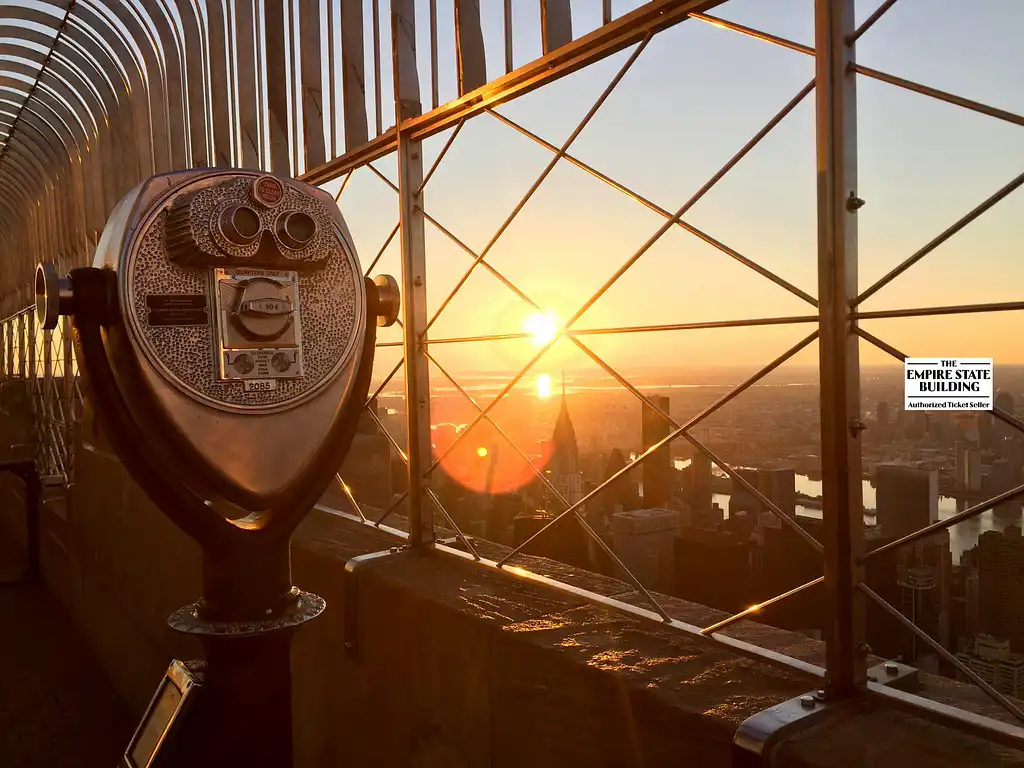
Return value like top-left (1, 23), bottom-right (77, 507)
top-left (0, 576), bottom-right (132, 767)
top-left (290, 510), bottom-right (816, 767)
top-left (776, 704), bottom-right (1024, 767)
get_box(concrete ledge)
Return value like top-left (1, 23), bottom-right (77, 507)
top-left (291, 511), bottom-right (1024, 767)
top-left (292, 509), bottom-right (814, 767)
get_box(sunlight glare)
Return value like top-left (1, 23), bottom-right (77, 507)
top-left (536, 373), bottom-right (553, 399)
top-left (524, 311), bottom-right (561, 346)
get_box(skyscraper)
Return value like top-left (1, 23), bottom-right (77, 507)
top-left (875, 463), bottom-right (939, 539)
top-left (877, 401), bottom-right (891, 427)
top-left (641, 394), bottom-right (672, 509)
top-left (954, 441), bottom-right (982, 492)
top-left (550, 375), bottom-right (579, 477)
top-left (729, 467), bottom-right (796, 531)
top-left (977, 526), bottom-right (1024, 653)
top-left (611, 507), bottom-right (679, 592)
top-left (594, 448), bottom-right (640, 525)
top-left (897, 529), bottom-right (952, 659)
top-left (545, 374), bottom-right (585, 518)
top-left (681, 452), bottom-right (713, 513)
top-left (956, 635), bottom-right (1024, 698)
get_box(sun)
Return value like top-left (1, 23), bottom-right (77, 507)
top-left (476, 446), bottom-right (488, 458)
top-left (536, 373), bottom-right (552, 399)
top-left (523, 311), bottom-right (561, 346)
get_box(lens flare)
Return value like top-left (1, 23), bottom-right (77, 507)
top-left (536, 373), bottom-right (552, 399)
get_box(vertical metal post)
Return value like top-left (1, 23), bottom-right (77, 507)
top-left (62, 315), bottom-right (74, 479)
top-left (42, 324), bottom-right (52, 475)
top-left (392, 0), bottom-right (434, 547)
top-left (27, 312), bottom-right (37, 467)
top-left (815, 0), bottom-right (866, 696)
top-left (17, 313), bottom-right (25, 377)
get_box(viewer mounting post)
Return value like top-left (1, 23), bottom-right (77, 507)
top-left (35, 169), bottom-right (401, 767)
top-left (815, 0), bottom-right (866, 696)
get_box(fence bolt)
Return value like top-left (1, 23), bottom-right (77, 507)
top-left (848, 417), bottom-right (867, 437)
top-left (847, 192), bottom-right (866, 211)
top-left (800, 695), bottom-right (816, 710)
top-left (884, 661), bottom-right (899, 676)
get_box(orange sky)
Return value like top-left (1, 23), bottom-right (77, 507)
top-left (324, 0), bottom-right (1023, 379)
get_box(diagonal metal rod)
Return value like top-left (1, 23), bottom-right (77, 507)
top-left (416, 118), bottom-right (465, 195)
top-left (568, 332), bottom-right (824, 553)
top-left (366, 394), bottom-right (412, 528)
top-left (497, 331), bottom-right (819, 567)
top-left (485, 90), bottom-right (818, 308)
top-left (335, 474), bottom-right (368, 523)
top-left (858, 582), bottom-right (1024, 725)
top-left (701, 576), bottom-right (824, 635)
top-left (375, 490), bottom-right (408, 527)
top-left (690, 13), bottom-right (814, 56)
top-left (562, 79), bottom-right (821, 331)
top-left (853, 300), bottom-right (1024, 321)
top-left (854, 326), bottom-right (906, 363)
top-left (365, 222), bottom-right (401, 276)
top-left (848, 0), bottom-right (901, 43)
top-left (855, 172), bottom-right (1024, 306)
top-left (856, 328), bottom-right (1024, 439)
top-left (420, 34), bottom-right (653, 339)
top-left (367, 163), bottom-right (399, 192)
top-left (425, 349), bottom-right (671, 620)
top-left (367, 357), bottom-right (404, 407)
top-left (861, 482), bottom-right (1024, 564)
top-left (367, 405), bottom-right (408, 464)
top-left (333, 169), bottom-right (354, 201)
top-left (692, 12), bottom-right (1024, 129)
top-left (853, 64), bottom-right (1024, 128)
top-left (425, 485), bottom-right (481, 560)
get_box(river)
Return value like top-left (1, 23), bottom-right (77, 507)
top-left (671, 460), bottom-right (1020, 564)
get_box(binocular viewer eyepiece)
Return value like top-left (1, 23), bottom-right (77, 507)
top-left (35, 169), bottom-right (400, 576)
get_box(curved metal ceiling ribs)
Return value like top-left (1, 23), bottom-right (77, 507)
top-left (0, 0), bottom-right (385, 310)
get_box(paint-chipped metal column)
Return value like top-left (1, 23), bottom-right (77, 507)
top-left (392, 0), bottom-right (434, 547)
top-left (815, 0), bottom-right (866, 696)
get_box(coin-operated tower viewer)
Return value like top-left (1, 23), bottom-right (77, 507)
top-left (36, 170), bottom-right (401, 768)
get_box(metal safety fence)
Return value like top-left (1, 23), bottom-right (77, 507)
top-left (0, 0), bottom-right (1021, 753)
top-left (0, 306), bottom-right (80, 484)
